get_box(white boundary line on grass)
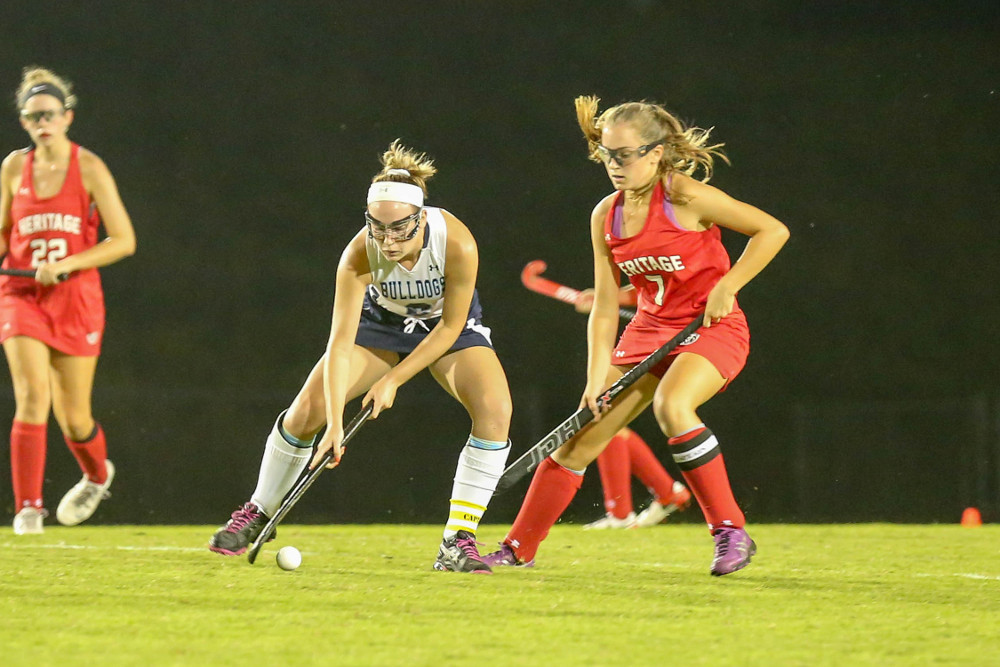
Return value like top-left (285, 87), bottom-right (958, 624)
top-left (0, 541), bottom-right (206, 553)
top-left (0, 541), bottom-right (315, 556)
top-left (915, 572), bottom-right (1000, 582)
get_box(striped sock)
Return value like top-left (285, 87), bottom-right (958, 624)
top-left (444, 435), bottom-right (510, 538)
top-left (668, 424), bottom-right (744, 531)
top-left (250, 412), bottom-right (315, 517)
top-left (65, 424), bottom-right (108, 484)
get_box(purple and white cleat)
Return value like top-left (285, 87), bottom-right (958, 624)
top-left (481, 542), bottom-right (534, 569)
top-left (710, 526), bottom-right (756, 576)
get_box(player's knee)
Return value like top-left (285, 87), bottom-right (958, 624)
top-left (64, 418), bottom-right (96, 442)
top-left (472, 391), bottom-right (512, 430)
top-left (652, 391), bottom-right (694, 435)
top-left (13, 381), bottom-right (51, 416)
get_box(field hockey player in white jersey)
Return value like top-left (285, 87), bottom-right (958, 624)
top-left (210, 141), bottom-right (513, 573)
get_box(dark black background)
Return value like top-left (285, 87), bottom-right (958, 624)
top-left (1, 1), bottom-right (997, 525)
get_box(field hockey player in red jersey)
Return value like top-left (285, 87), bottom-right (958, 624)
top-left (485, 96), bottom-right (788, 575)
top-left (1, 66), bottom-right (137, 535)
top-left (210, 141), bottom-right (513, 573)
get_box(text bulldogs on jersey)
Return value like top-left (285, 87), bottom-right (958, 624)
top-left (616, 254), bottom-right (685, 277)
top-left (379, 277), bottom-right (445, 301)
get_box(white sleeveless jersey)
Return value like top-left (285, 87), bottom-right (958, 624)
top-left (365, 206), bottom-right (448, 319)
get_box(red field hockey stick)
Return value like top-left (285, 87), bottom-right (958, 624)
top-left (520, 260), bottom-right (635, 319)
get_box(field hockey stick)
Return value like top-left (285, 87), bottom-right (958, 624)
top-left (521, 260), bottom-right (635, 319)
top-left (495, 315), bottom-right (703, 494)
top-left (0, 267), bottom-right (70, 281)
top-left (247, 401), bottom-right (374, 564)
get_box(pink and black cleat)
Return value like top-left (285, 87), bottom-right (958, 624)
top-left (433, 530), bottom-right (492, 573)
top-left (209, 502), bottom-right (273, 556)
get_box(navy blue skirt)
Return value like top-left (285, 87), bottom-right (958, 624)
top-left (355, 288), bottom-right (493, 356)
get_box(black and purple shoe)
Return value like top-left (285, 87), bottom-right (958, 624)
top-left (433, 530), bottom-right (492, 574)
top-left (209, 502), bottom-right (272, 556)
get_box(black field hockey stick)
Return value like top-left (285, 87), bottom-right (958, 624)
top-left (247, 401), bottom-right (374, 564)
top-left (495, 315), bottom-right (703, 494)
top-left (0, 267), bottom-right (70, 281)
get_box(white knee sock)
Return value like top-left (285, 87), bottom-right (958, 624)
top-left (444, 435), bottom-right (510, 538)
top-left (250, 413), bottom-right (315, 517)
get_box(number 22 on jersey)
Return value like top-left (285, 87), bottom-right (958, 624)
top-left (29, 238), bottom-right (68, 267)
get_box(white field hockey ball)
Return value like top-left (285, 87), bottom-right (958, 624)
top-left (276, 546), bottom-right (302, 571)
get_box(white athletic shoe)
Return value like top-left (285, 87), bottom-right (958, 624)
top-left (57, 460), bottom-right (115, 526)
top-left (583, 511), bottom-right (637, 530)
top-left (632, 482), bottom-right (693, 528)
top-left (13, 507), bottom-right (47, 535)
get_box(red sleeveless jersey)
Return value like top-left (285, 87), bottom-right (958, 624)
top-left (5, 143), bottom-right (101, 272)
top-left (603, 179), bottom-right (742, 326)
top-left (603, 179), bottom-right (750, 383)
top-left (0, 143), bottom-right (105, 355)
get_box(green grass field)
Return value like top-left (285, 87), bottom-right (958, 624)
top-left (1, 524), bottom-right (997, 666)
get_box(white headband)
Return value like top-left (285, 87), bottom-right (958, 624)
top-left (367, 181), bottom-right (424, 208)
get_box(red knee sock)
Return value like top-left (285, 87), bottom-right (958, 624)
top-left (596, 431), bottom-right (633, 517)
top-left (624, 429), bottom-right (678, 502)
top-left (65, 424), bottom-right (107, 484)
top-left (505, 457), bottom-right (584, 562)
top-left (668, 425), bottom-right (744, 532)
top-left (11, 420), bottom-right (47, 510)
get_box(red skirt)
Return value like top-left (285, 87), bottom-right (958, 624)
top-left (0, 273), bottom-right (105, 356)
top-left (613, 310), bottom-right (750, 389)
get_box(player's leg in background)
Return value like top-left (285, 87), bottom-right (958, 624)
top-left (489, 369), bottom-right (659, 566)
top-left (653, 352), bottom-right (754, 575)
top-left (584, 430), bottom-right (636, 529)
top-left (429, 346), bottom-right (512, 573)
top-left (627, 428), bottom-right (692, 527)
top-left (209, 346), bottom-right (396, 555)
top-left (3, 337), bottom-right (52, 534)
top-left (49, 351), bottom-right (113, 526)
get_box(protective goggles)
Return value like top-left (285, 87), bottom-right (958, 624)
top-left (364, 209), bottom-right (422, 242)
top-left (596, 141), bottom-right (663, 167)
top-left (20, 109), bottom-right (63, 124)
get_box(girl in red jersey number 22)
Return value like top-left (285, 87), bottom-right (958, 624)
top-left (485, 96), bottom-right (788, 576)
top-left (0, 67), bottom-right (136, 535)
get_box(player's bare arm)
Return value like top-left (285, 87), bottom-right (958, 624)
top-left (316, 230), bottom-right (371, 463)
top-left (673, 173), bottom-right (789, 326)
top-left (36, 150), bottom-right (137, 285)
top-left (0, 152), bottom-right (21, 256)
top-left (582, 196), bottom-right (622, 418)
